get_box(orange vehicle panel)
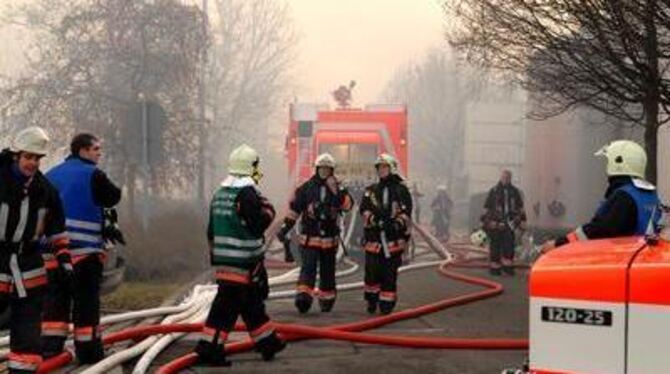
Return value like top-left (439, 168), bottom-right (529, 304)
top-left (629, 239), bottom-right (670, 305)
top-left (530, 237), bottom-right (647, 303)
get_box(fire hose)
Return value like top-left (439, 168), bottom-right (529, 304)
top-left (31, 221), bottom-right (528, 373)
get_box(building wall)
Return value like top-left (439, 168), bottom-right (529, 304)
top-left (463, 88), bottom-right (527, 196)
top-left (524, 107), bottom-right (643, 230)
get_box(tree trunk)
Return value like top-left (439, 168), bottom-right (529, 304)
top-left (644, 106), bottom-right (659, 183)
top-left (644, 0), bottom-right (660, 184)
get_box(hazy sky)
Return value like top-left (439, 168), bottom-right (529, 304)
top-left (289, 0), bottom-right (446, 105)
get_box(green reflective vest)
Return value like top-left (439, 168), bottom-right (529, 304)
top-left (210, 186), bottom-right (264, 269)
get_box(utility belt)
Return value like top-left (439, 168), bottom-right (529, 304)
top-left (363, 238), bottom-right (406, 255)
top-left (215, 262), bottom-right (264, 285)
top-left (43, 247), bottom-right (105, 271)
top-left (298, 234), bottom-right (339, 249)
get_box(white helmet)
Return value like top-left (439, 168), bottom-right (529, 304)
top-left (375, 153), bottom-right (399, 174)
top-left (470, 229), bottom-right (489, 247)
top-left (11, 126), bottom-right (50, 156)
top-left (595, 140), bottom-right (647, 179)
top-left (437, 185), bottom-right (447, 191)
top-left (228, 144), bottom-right (259, 176)
top-left (315, 153), bottom-right (336, 169)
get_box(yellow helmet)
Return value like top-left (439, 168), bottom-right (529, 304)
top-left (375, 153), bottom-right (398, 174)
top-left (11, 126), bottom-right (50, 156)
top-left (595, 140), bottom-right (647, 179)
top-left (315, 153), bottom-right (336, 169)
top-left (228, 144), bottom-right (259, 176)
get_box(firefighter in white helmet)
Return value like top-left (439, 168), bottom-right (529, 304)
top-left (359, 153), bottom-right (412, 314)
top-left (194, 144), bottom-right (285, 366)
top-left (277, 153), bottom-right (353, 313)
top-left (0, 127), bottom-right (71, 373)
top-left (541, 140), bottom-right (662, 253)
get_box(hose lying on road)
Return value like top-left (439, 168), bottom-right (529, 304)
top-left (36, 222), bottom-right (528, 373)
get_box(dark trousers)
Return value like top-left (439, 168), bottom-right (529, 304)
top-left (489, 228), bottom-right (515, 268)
top-left (201, 281), bottom-right (277, 348)
top-left (0, 250), bottom-right (46, 373)
top-left (364, 251), bottom-right (402, 313)
top-left (296, 247), bottom-right (337, 310)
top-left (42, 255), bottom-right (103, 363)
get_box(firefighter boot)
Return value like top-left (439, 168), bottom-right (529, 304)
top-left (76, 339), bottom-right (105, 365)
top-left (41, 337), bottom-right (66, 359)
top-left (379, 301), bottom-right (396, 315)
top-left (319, 298), bottom-right (335, 313)
top-left (295, 293), bottom-right (313, 314)
top-left (503, 265), bottom-right (516, 276)
top-left (366, 300), bottom-right (377, 314)
top-left (194, 340), bottom-right (231, 367)
top-left (255, 333), bottom-right (286, 362)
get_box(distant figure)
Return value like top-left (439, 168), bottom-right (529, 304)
top-left (481, 170), bottom-right (526, 276)
top-left (332, 81), bottom-right (356, 108)
top-left (411, 182), bottom-right (424, 224)
top-left (431, 185), bottom-right (453, 241)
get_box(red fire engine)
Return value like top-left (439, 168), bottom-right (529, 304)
top-left (285, 103), bottom-right (408, 185)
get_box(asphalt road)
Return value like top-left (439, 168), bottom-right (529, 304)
top-left (143, 258), bottom-right (529, 374)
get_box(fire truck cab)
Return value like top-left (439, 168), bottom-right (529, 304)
top-left (286, 103), bottom-right (408, 186)
top-left (529, 236), bottom-right (670, 373)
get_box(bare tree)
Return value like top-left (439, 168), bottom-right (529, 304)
top-left (382, 49), bottom-right (482, 193)
top-left (0, 0), bottom-right (209, 197)
top-left (445, 0), bottom-right (670, 182)
top-left (206, 0), bottom-right (296, 186)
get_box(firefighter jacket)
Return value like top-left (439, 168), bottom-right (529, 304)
top-left (481, 182), bottom-right (526, 232)
top-left (0, 151), bottom-right (68, 273)
top-left (360, 174), bottom-right (412, 255)
top-left (46, 156), bottom-right (121, 258)
top-left (556, 176), bottom-right (662, 247)
top-left (207, 176), bottom-right (275, 283)
top-left (284, 174), bottom-right (353, 249)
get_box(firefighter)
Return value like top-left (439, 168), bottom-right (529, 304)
top-left (360, 153), bottom-right (412, 315)
top-left (276, 153), bottom-right (353, 314)
top-left (481, 170), bottom-right (526, 276)
top-left (41, 133), bottom-right (121, 363)
top-left (194, 144), bottom-right (285, 366)
top-left (541, 140), bottom-right (661, 253)
top-left (431, 185), bottom-right (453, 241)
top-left (0, 127), bottom-right (71, 373)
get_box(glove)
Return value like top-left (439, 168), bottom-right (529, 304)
top-left (103, 209), bottom-right (126, 245)
top-left (314, 202), bottom-right (330, 221)
top-left (56, 250), bottom-right (75, 290)
top-left (276, 223), bottom-right (291, 244)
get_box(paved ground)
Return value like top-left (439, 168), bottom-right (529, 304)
top-left (142, 255), bottom-right (529, 374)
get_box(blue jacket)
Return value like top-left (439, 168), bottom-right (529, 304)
top-left (47, 157), bottom-right (104, 256)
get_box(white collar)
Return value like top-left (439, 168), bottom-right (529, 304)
top-left (221, 175), bottom-right (256, 188)
top-left (632, 178), bottom-right (656, 191)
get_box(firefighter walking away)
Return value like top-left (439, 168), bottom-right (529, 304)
top-left (277, 153), bottom-right (353, 314)
top-left (0, 127), bottom-right (71, 373)
top-left (194, 144), bottom-right (285, 366)
top-left (360, 153), bottom-right (412, 315)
